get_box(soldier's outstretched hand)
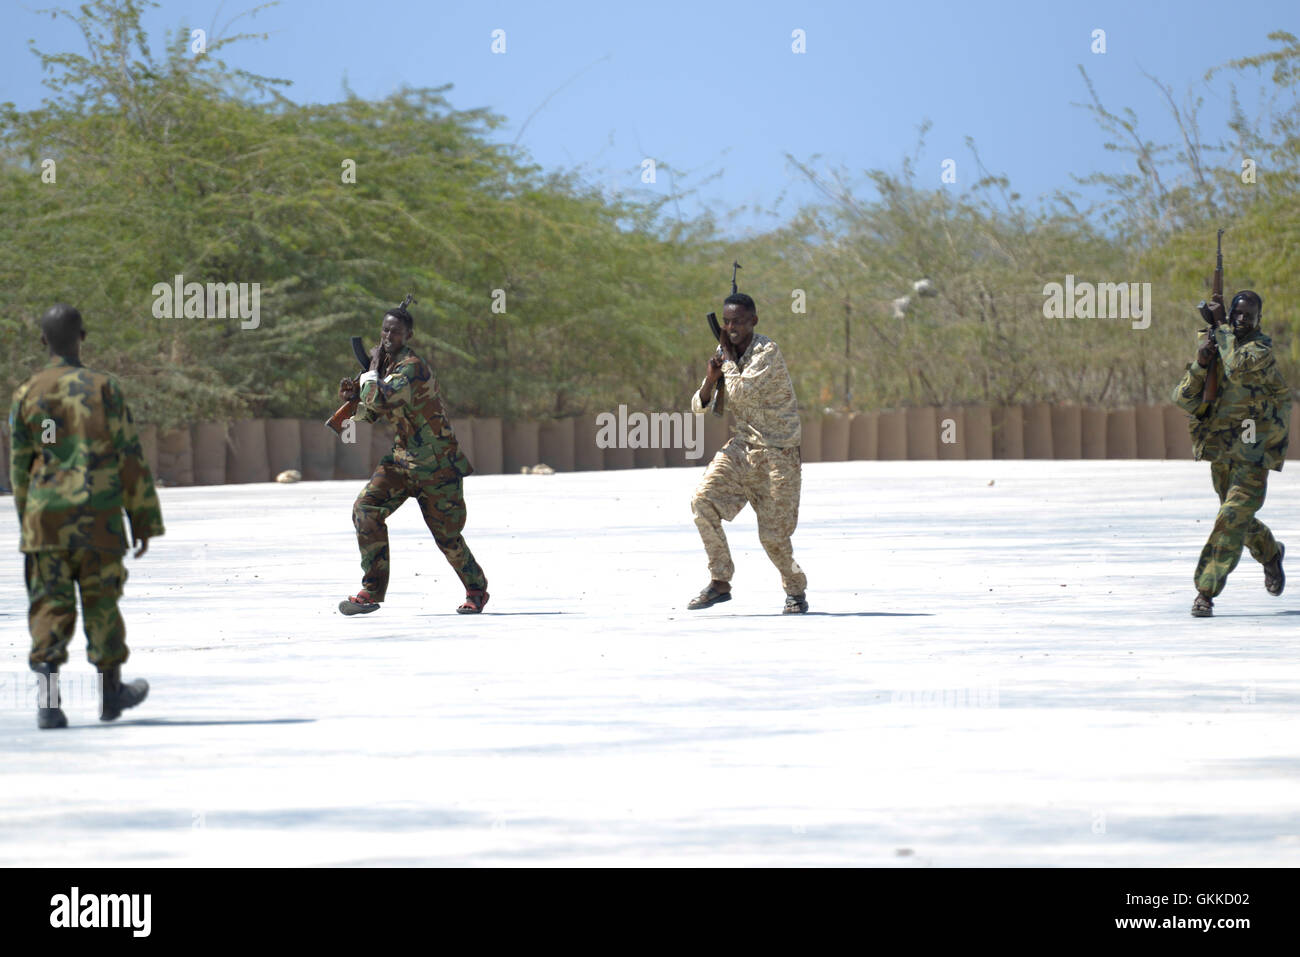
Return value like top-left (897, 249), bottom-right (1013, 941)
top-left (133, 535), bottom-right (149, 558)
top-left (707, 354), bottom-right (724, 382)
top-left (339, 377), bottom-right (359, 402)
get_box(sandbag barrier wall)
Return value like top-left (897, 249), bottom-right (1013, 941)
top-left (63, 403), bottom-right (1300, 488)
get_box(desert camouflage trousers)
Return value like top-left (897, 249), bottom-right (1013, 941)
top-left (25, 548), bottom-right (128, 669)
top-left (691, 439), bottom-right (807, 595)
top-left (353, 456), bottom-right (487, 602)
top-left (1194, 461), bottom-right (1280, 598)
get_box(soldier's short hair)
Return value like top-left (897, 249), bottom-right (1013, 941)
top-left (39, 304), bottom-right (84, 352)
top-left (724, 293), bottom-right (757, 316)
top-left (1232, 290), bottom-right (1263, 313)
top-left (385, 306), bottom-right (414, 332)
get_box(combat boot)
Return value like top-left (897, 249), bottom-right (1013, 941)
top-left (1264, 542), bottom-right (1285, 596)
top-left (1191, 593), bottom-right (1214, 618)
top-left (783, 593), bottom-right (809, 614)
top-left (33, 662), bottom-right (67, 730)
top-left (99, 665), bottom-right (149, 722)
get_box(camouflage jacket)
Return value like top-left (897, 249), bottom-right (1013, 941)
top-left (9, 357), bottom-right (165, 553)
top-left (355, 346), bottom-right (472, 475)
top-left (691, 333), bottom-right (802, 449)
top-left (1171, 327), bottom-right (1291, 470)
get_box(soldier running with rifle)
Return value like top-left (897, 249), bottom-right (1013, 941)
top-left (687, 263), bottom-right (809, 614)
top-left (335, 295), bottom-right (489, 616)
top-left (1171, 231), bottom-right (1290, 617)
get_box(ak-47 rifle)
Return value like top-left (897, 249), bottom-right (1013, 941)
top-left (326, 294), bottom-right (414, 434)
top-left (1195, 230), bottom-right (1226, 411)
top-left (706, 261), bottom-right (741, 343)
top-left (703, 262), bottom-right (741, 415)
top-left (325, 336), bottom-right (372, 434)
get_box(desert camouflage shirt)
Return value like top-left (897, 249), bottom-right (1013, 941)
top-left (9, 357), bottom-right (165, 553)
top-left (1172, 327), bottom-right (1291, 470)
top-left (691, 333), bottom-right (801, 449)
top-left (355, 346), bottom-right (472, 475)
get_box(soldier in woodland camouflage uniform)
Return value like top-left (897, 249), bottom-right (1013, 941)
top-left (10, 305), bottom-right (163, 728)
top-left (1171, 290), bottom-right (1290, 617)
top-left (337, 300), bottom-right (488, 616)
top-left (687, 293), bottom-right (808, 614)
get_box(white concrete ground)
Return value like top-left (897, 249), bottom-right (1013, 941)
top-left (1, 460), bottom-right (1298, 866)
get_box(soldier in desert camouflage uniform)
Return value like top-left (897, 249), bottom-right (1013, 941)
top-left (1172, 290), bottom-right (1290, 617)
top-left (9, 305), bottom-right (163, 728)
top-left (687, 293), bottom-right (807, 614)
top-left (337, 300), bottom-right (488, 616)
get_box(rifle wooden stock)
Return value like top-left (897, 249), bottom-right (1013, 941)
top-left (326, 399), bottom-right (358, 434)
top-left (1203, 346), bottom-right (1220, 404)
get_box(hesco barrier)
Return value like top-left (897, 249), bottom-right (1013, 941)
top-left (192, 423), bottom-right (228, 485)
top-left (333, 420), bottom-right (373, 480)
top-left (266, 419), bottom-right (303, 476)
top-left (502, 421), bottom-right (540, 474)
top-left (138, 423), bottom-right (160, 478)
top-left (156, 425), bottom-right (194, 486)
top-left (937, 408), bottom-right (964, 461)
top-left (227, 420), bottom-right (270, 484)
top-left (6, 405), bottom-right (1275, 489)
top-left (906, 407), bottom-right (937, 460)
top-left (449, 419), bottom-right (473, 468)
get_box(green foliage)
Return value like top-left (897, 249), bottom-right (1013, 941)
top-left (3, 2), bottom-right (1298, 425)
top-left (0, 0), bottom-right (720, 426)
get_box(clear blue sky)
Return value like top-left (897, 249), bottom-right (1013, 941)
top-left (3, 0), bottom-right (1293, 234)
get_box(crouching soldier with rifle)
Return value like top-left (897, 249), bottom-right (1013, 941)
top-left (335, 296), bottom-right (489, 616)
top-left (687, 264), bottom-right (808, 614)
top-left (1172, 256), bottom-right (1289, 617)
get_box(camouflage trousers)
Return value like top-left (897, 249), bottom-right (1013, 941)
top-left (25, 548), bottom-right (128, 669)
top-left (691, 439), bottom-right (807, 594)
top-left (352, 457), bottom-right (486, 602)
top-left (1194, 461), bottom-right (1280, 598)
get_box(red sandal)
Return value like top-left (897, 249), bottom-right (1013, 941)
top-left (339, 589), bottom-right (381, 616)
top-left (456, 590), bottom-right (489, 614)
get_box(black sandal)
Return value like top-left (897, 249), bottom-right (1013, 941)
top-left (687, 584), bottom-right (732, 610)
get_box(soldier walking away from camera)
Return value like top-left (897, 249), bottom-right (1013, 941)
top-left (688, 292), bottom-right (808, 614)
top-left (1172, 290), bottom-right (1289, 617)
top-left (9, 305), bottom-right (163, 728)
top-left (337, 297), bottom-right (488, 616)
